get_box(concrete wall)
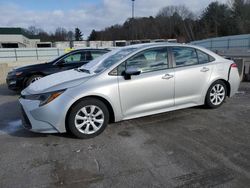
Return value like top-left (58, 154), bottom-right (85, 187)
top-left (54, 42), bottom-right (71, 49)
top-left (73, 41), bottom-right (88, 48)
top-left (54, 41), bottom-right (115, 48)
top-left (0, 60), bottom-right (46, 84)
top-left (245, 60), bottom-right (250, 74)
top-left (88, 41), bottom-right (114, 48)
top-left (0, 63), bottom-right (11, 84)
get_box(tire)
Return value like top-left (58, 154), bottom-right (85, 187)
top-left (25, 75), bottom-right (43, 87)
top-left (205, 80), bottom-right (227, 109)
top-left (67, 98), bottom-right (109, 139)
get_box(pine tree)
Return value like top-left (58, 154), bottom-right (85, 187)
top-left (75, 28), bottom-right (83, 41)
top-left (88, 30), bottom-right (98, 41)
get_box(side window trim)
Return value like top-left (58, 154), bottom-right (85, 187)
top-left (195, 49), bottom-right (200, 64)
top-left (167, 47), bottom-right (173, 69)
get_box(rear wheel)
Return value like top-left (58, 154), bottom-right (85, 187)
top-left (205, 80), bottom-right (227, 109)
top-left (25, 75), bottom-right (43, 87)
top-left (67, 98), bottom-right (109, 139)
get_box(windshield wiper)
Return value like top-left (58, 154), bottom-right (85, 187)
top-left (75, 68), bottom-right (90, 74)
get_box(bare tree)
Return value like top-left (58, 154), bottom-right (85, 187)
top-left (66, 31), bottom-right (74, 41)
top-left (54, 27), bottom-right (68, 41)
top-left (157, 5), bottom-right (194, 20)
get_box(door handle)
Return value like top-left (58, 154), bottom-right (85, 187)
top-left (162, 74), bottom-right (174, 80)
top-left (200, 67), bottom-right (210, 72)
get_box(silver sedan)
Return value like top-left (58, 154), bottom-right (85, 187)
top-left (19, 43), bottom-right (240, 138)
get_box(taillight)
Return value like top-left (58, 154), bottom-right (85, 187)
top-left (231, 63), bottom-right (237, 68)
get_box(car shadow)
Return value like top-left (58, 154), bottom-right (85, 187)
top-left (0, 84), bottom-right (20, 96)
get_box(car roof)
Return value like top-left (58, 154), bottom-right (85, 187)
top-left (123, 42), bottom-right (198, 50)
top-left (123, 42), bottom-right (221, 57)
top-left (70, 43), bottom-right (205, 52)
top-left (71, 48), bottom-right (111, 53)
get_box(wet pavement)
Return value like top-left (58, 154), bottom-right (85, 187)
top-left (0, 83), bottom-right (250, 188)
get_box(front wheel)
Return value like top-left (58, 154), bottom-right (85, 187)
top-left (205, 80), bottom-right (227, 109)
top-left (25, 75), bottom-right (43, 87)
top-left (67, 98), bottom-right (109, 139)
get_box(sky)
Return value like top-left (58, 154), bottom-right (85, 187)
top-left (0, 0), bottom-right (228, 38)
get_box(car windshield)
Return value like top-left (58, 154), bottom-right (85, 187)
top-left (80, 47), bottom-right (138, 74)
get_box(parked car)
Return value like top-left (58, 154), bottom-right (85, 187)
top-left (19, 43), bottom-right (240, 139)
top-left (6, 48), bottom-right (110, 91)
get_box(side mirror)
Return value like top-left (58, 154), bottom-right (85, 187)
top-left (123, 67), bottom-right (141, 80)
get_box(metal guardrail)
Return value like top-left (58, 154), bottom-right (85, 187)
top-left (0, 48), bottom-right (65, 62)
top-left (191, 35), bottom-right (250, 50)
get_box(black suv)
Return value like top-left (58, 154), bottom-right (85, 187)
top-left (6, 49), bottom-right (110, 91)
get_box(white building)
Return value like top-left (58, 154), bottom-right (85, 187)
top-left (0, 27), bottom-right (43, 48)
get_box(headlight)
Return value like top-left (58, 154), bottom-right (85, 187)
top-left (8, 71), bottom-right (22, 76)
top-left (22, 90), bottom-right (65, 107)
top-left (15, 72), bottom-right (23, 76)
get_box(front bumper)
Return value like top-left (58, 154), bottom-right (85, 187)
top-left (19, 93), bottom-right (74, 133)
top-left (20, 106), bottom-right (32, 130)
top-left (6, 74), bottom-right (24, 91)
top-left (19, 99), bottom-right (59, 133)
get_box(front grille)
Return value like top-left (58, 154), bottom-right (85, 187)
top-left (21, 106), bottom-right (32, 129)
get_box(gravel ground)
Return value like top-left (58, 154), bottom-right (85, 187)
top-left (0, 83), bottom-right (250, 188)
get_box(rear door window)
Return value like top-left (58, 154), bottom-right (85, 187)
top-left (196, 50), bottom-right (215, 64)
top-left (172, 47), bottom-right (198, 67)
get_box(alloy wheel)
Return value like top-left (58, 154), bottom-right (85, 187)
top-left (74, 105), bottom-right (104, 135)
top-left (210, 84), bottom-right (225, 106)
top-left (31, 76), bottom-right (42, 83)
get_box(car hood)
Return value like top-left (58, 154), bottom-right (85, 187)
top-left (14, 62), bottom-right (49, 71)
top-left (23, 69), bottom-right (93, 95)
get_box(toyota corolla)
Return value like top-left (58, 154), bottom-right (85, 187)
top-left (19, 43), bottom-right (240, 138)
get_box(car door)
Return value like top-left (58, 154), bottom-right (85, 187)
top-left (39, 51), bottom-right (90, 76)
top-left (60, 51), bottom-right (90, 71)
top-left (117, 47), bottom-right (175, 119)
top-left (171, 47), bottom-right (214, 106)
